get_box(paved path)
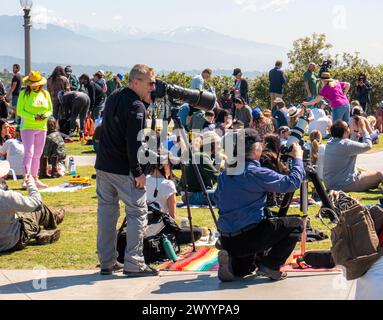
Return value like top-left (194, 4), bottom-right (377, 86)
top-left (357, 152), bottom-right (383, 172)
top-left (0, 270), bottom-right (356, 300)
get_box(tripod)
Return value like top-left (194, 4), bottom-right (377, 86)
top-left (278, 161), bottom-right (337, 255)
top-left (153, 102), bottom-right (220, 252)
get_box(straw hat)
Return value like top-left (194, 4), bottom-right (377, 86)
top-left (0, 161), bottom-right (10, 178)
top-left (22, 71), bottom-right (47, 87)
top-left (288, 106), bottom-right (301, 118)
top-left (320, 72), bottom-right (334, 82)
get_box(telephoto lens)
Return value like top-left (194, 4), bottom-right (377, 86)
top-left (151, 80), bottom-right (216, 112)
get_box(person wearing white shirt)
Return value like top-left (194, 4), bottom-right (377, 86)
top-left (146, 163), bottom-right (178, 219)
top-left (0, 131), bottom-right (25, 177)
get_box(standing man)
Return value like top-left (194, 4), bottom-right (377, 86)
top-left (64, 66), bottom-right (80, 91)
top-left (191, 68), bottom-right (212, 91)
top-left (5, 64), bottom-right (22, 119)
top-left (269, 61), bottom-right (287, 109)
top-left (304, 63), bottom-right (319, 102)
top-left (232, 68), bottom-right (249, 104)
top-left (188, 68), bottom-right (213, 122)
top-left (356, 73), bottom-right (372, 115)
top-left (95, 64), bottom-right (159, 277)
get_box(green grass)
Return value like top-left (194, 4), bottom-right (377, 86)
top-left (65, 139), bottom-right (96, 156)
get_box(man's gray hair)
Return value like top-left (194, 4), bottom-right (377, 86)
top-left (128, 64), bottom-right (154, 84)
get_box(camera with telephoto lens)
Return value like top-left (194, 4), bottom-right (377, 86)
top-left (281, 105), bottom-right (311, 155)
top-left (319, 60), bottom-right (332, 76)
top-left (151, 80), bottom-right (217, 112)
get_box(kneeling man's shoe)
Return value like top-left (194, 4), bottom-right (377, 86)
top-left (257, 264), bottom-right (288, 281)
top-left (218, 250), bottom-right (234, 282)
top-left (35, 229), bottom-right (61, 245)
top-left (100, 262), bottom-right (124, 275)
top-left (123, 266), bottom-right (159, 278)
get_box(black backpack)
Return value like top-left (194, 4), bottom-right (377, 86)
top-left (117, 203), bottom-right (181, 264)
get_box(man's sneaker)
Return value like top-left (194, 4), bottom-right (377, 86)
top-left (100, 262), bottom-right (124, 276)
top-left (123, 266), bottom-right (159, 278)
top-left (54, 209), bottom-right (65, 225)
top-left (218, 250), bottom-right (234, 282)
top-left (256, 264), bottom-right (288, 281)
top-left (35, 229), bottom-right (61, 245)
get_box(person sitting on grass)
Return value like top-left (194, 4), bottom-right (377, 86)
top-left (0, 129), bottom-right (24, 178)
top-left (146, 162), bottom-right (178, 220)
top-left (180, 131), bottom-right (220, 206)
top-left (40, 117), bottom-right (67, 179)
top-left (350, 106), bottom-right (380, 144)
top-left (0, 161), bottom-right (65, 253)
top-left (323, 120), bottom-right (383, 193)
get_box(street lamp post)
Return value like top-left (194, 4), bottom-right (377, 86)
top-left (20, 0), bottom-right (33, 75)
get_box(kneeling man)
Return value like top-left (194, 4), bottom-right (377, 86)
top-left (215, 129), bottom-right (305, 282)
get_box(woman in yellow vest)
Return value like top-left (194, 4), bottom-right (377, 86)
top-left (17, 71), bottom-right (53, 189)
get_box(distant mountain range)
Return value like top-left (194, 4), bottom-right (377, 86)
top-left (0, 15), bottom-right (287, 75)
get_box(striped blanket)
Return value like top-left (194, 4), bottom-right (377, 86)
top-left (159, 247), bottom-right (341, 273)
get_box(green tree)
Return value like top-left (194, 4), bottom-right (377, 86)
top-left (287, 33), bottom-right (333, 72)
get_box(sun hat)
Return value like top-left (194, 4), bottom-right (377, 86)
top-left (95, 70), bottom-right (105, 78)
top-left (22, 71), bottom-right (47, 87)
top-left (273, 97), bottom-right (284, 104)
top-left (320, 72), bottom-right (334, 82)
top-left (0, 160), bottom-right (10, 178)
top-left (288, 106), bottom-right (301, 118)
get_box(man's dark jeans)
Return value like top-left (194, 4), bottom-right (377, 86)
top-left (220, 217), bottom-right (304, 276)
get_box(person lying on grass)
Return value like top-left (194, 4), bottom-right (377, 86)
top-left (0, 160), bottom-right (65, 253)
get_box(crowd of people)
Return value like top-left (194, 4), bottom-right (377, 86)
top-left (0, 60), bottom-right (382, 297)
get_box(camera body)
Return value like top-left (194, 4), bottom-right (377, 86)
top-left (281, 105), bottom-right (311, 154)
top-left (319, 60), bottom-right (332, 76)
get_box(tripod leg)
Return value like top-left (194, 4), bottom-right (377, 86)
top-left (180, 164), bottom-right (196, 252)
top-left (171, 110), bottom-right (220, 231)
top-left (300, 178), bottom-right (309, 256)
top-left (278, 192), bottom-right (294, 217)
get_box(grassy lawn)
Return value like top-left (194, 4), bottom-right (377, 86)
top-left (1, 162), bottom-right (381, 270)
top-left (65, 139), bottom-right (96, 156)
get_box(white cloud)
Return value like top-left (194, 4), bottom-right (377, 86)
top-left (31, 5), bottom-right (77, 30)
top-left (113, 15), bottom-right (123, 21)
top-left (233, 0), bottom-right (295, 13)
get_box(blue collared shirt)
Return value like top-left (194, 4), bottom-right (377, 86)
top-left (215, 159), bottom-right (305, 233)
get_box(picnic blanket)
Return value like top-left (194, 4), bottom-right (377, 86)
top-left (159, 247), bottom-right (341, 273)
top-left (40, 183), bottom-right (93, 193)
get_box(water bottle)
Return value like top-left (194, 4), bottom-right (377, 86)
top-left (162, 235), bottom-right (178, 262)
top-left (69, 157), bottom-right (76, 176)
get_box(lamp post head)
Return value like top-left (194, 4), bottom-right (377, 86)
top-left (20, 0), bottom-right (33, 11)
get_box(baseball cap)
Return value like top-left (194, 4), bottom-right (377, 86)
top-left (233, 68), bottom-right (242, 76)
top-left (252, 107), bottom-right (262, 120)
top-left (116, 73), bottom-right (123, 81)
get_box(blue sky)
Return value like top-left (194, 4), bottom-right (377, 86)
top-left (2, 0), bottom-right (382, 64)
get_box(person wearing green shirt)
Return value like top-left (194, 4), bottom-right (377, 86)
top-left (304, 63), bottom-right (320, 101)
top-left (17, 71), bottom-right (53, 190)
